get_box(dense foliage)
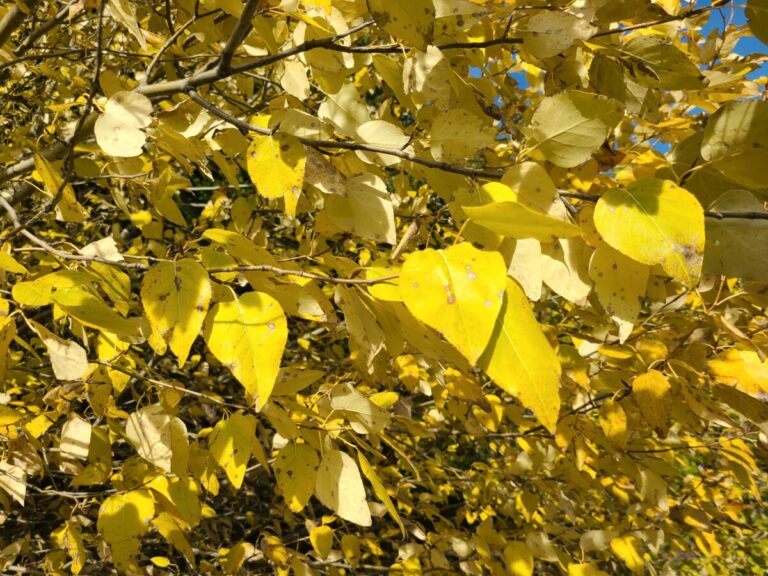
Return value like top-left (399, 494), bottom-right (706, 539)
top-left (1, 0), bottom-right (768, 573)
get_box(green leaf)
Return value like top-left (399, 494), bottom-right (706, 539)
top-left (274, 443), bottom-right (319, 513)
top-left (593, 179), bottom-right (704, 287)
top-left (314, 449), bottom-right (371, 526)
top-left (619, 35), bottom-right (704, 90)
top-left (704, 190), bottom-right (768, 280)
top-left (399, 243), bottom-right (506, 366)
top-left (208, 412), bottom-right (256, 489)
top-left (203, 290), bottom-right (287, 407)
top-left (141, 259), bottom-right (212, 366)
top-left (528, 90), bottom-right (624, 168)
top-left (97, 489), bottom-right (155, 571)
top-left (480, 279), bottom-right (561, 433)
top-left (701, 100), bottom-right (768, 189)
top-left (747, 0), bottom-right (768, 44)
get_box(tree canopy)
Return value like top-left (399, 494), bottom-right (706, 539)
top-left (1, 0), bottom-right (768, 574)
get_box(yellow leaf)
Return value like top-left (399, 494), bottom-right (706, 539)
top-left (367, 0), bottom-right (435, 49)
top-left (29, 320), bottom-right (88, 381)
top-left (0, 461), bottom-right (26, 506)
top-left (358, 450), bottom-right (404, 535)
top-left (52, 287), bottom-right (143, 339)
top-left (203, 291), bottom-right (287, 407)
top-left (309, 525), bottom-right (333, 559)
top-left (588, 243), bottom-right (649, 342)
top-left (12, 270), bottom-right (92, 307)
top-left (274, 443), bottom-right (319, 513)
top-left (0, 252), bottom-right (27, 275)
top-left (97, 489), bottom-right (155, 571)
top-left (330, 382), bottom-right (390, 435)
top-left (315, 449), bottom-right (371, 526)
top-left (480, 279), bottom-right (561, 432)
top-left (141, 260), bottom-right (212, 366)
top-left (694, 531), bottom-right (722, 557)
top-left (519, 11), bottom-right (596, 60)
top-left (529, 90), bottom-right (623, 168)
top-left (568, 563), bottom-right (610, 576)
top-left (247, 133), bottom-right (305, 217)
top-left (399, 243), bottom-right (506, 365)
top-left (610, 535), bottom-right (645, 575)
top-left (324, 174), bottom-right (397, 244)
top-left (431, 109), bottom-right (497, 162)
top-left (463, 199), bottom-right (580, 240)
top-left (599, 399), bottom-right (628, 449)
top-left (151, 556), bottom-right (170, 567)
top-left (95, 91), bottom-right (153, 157)
top-left (59, 414), bottom-right (92, 461)
top-left (52, 521), bottom-right (86, 574)
top-left (208, 412), bottom-right (255, 489)
top-left (593, 179), bottom-right (704, 286)
top-left (632, 369), bottom-right (672, 435)
top-left (125, 404), bottom-right (189, 474)
top-left (503, 541), bottom-right (533, 576)
top-left (224, 541), bottom-right (256, 574)
top-left (33, 155), bottom-right (88, 222)
top-left (152, 512), bottom-right (195, 567)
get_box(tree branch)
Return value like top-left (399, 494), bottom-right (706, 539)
top-left (185, 88), bottom-right (505, 180)
top-left (0, 0), bottom-right (39, 49)
top-left (216, 0), bottom-right (261, 71)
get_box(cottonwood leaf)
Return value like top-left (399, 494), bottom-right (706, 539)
top-left (52, 287), bottom-right (143, 339)
top-left (541, 238), bottom-right (593, 305)
top-left (588, 243), bottom-right (649, 342)
top-left (354, 120), bottom-right (411, 166)
top-left (503, 541), bottom-right (534, 576)
top-left (704, 189), bottom-right (768, 280)
top-left (528, 91), bottom-right (623, 168)
top-left (593, 179), bottom-right (704, 287)
top-left (34, 155), bottom-right (88, 222)
top-left (367, 0), bottom-right (434, 49)
top-left (141, 260), bottom-right (211, 366)
top-left (701, 99), bottom-right (768, 189)
top-left (125, 404), bottom-right (189, 474)
top-left (315, 449), bottom-right (371, 526)
top-left (310, 526), bottom-right (333, 559)
top-left (610, 535), bottom-right (645, 575)
top-left (208, 412), bottom-right (256, 489)
top-left (480, 279), bottom-right (561, 433)
top-left (330, 382), bottom-right (390, 435)
top-left (52, 521), bottom-right (86, 574)
top-left (29, 320), bottom-right (88, 381)
top-left (632, 370), bottom-right (672, 436)
top-left (400, 243), bottom-right (506, 366)
top-left (95, 91), bottom-right (153, 157)
top-left (747, 0), bottom-right (768, 43)
top-left (274, 443), bottom-right (319, 513)
top-left (620, 35), bottom-right (704, 90)
top-left (59, 414), bottom-right (92, 461)
top-left (0, 461), bottom-right (26, 505)
top-left (325, 174), bottom-right (396, 244)
top-left (247, 133), bottom-right (306, 217)
top-left (358, 451), bottom-right (404, 535)
top-left (431, 109), bottom-right (496, 162)
top-left (519, 10), bottom-right (597, 60)
top-left (463, 200), bottom-right (580, 241)
top-left (97, 489), bottom-right (155, 571)
top-left (599, 399), bottom-right (628, 449)
top-left (204, 291), bottom-right (287, 408)
top-left (152, 512), bottom-right (195, 568)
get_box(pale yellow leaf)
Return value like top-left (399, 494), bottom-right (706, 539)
top-left (208, 412), bottom-right (256, 489)
top-left (315, 449), bottom-right (371, 526)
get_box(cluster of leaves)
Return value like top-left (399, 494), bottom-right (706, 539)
top-left (1, 0), bottom-right (768, 573)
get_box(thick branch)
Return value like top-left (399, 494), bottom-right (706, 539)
top-left (217, 0), bottom-right (260, 71)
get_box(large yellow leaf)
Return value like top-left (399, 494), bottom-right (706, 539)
top-left (593, 179), bottom-right (704, 287)
top-left (274, 443), bottom-right (319, 513)
top-left (324, 174), bottom-right (396, 244)
top-left (29, 320), bottom-right (89, 381)
top-left (399, 243), bottom-right (506, 366)
top-left (462, 200), bottom-right (580, 241)
top-left (315, 449), bottom-right (371, 526)
top-left (97, 489), bottom-right (155, 571)
top-left (309, 526), bottom-right (333, 559)
top-left (528, 90), bottom-right (623, 168)
top-left (632, 369), bottom-right (672, 436)
top-left (204, 291), bottom-right (287, 407)
top-left (246, 133), bottom-right (306, 217)
top-left (367, 0), bottom-right (434, 49)
top-left (431, 109), bottom-right (497, 162)
top-left (747, 0), bottom-right (768, 43)
top-left (503, 541), bottom-right (534, 576)
top-left (208, 412), bottom-right (256, 489)
top-left (610, 535), bottom-right (645, 575)
top-left (599, 399), bottom-right (628, 449)
top-left (141, 259), bottom-right (212, 366)
top-left (479, 279), bottom-right (561, 433)
top-left (519, 10), bottom-right (596, 60)
top-left (152, 512), bottom-right (196, 568)
top-left (125, 404), bottom-right (189, 474)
